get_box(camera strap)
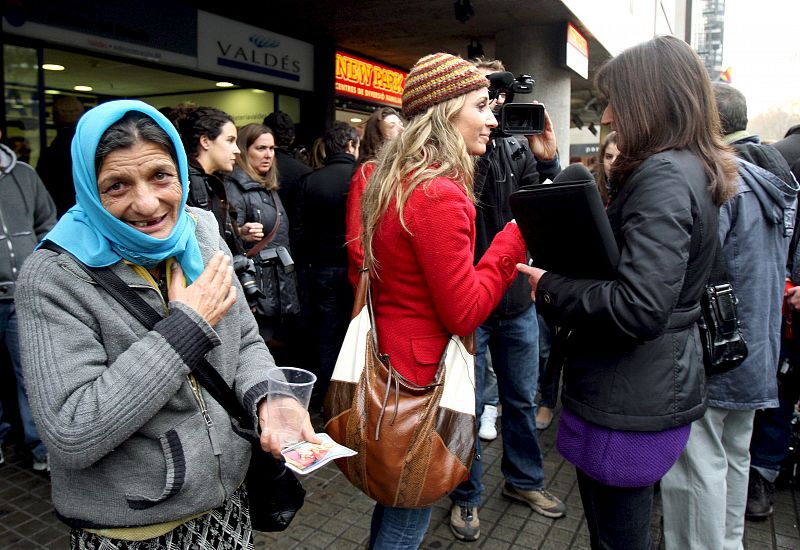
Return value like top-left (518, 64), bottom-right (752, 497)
top-left (243, 191), bottom-right (282, 259)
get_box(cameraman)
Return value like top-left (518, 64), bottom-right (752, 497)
top-left (447, 58), bottom-right (565, 542)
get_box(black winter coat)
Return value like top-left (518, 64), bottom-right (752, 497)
top-left (772, 124), bottom-right (800, 182)
top-left (224, 168), bottom-right (299, 320)
top-left (536, 150), bottom-right (717, 431)
top-left (274, 148), bottom-right (312, 254)
top-left (297, 152), bottom-right (357, 268)
top-left (474, 137), bottom-right (560, 319)
top-left (187, 163), bottom-right (240, 254)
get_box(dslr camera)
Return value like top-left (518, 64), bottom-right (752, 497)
top-left (232, 254), bottom-right (265, 306)
top-left (487, 72), bottom-right (545, 137)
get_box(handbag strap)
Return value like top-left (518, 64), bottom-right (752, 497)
top-left (245, 191), bottom-right (282, 259)
top-left (40, 241), bottom-right (255, 431)
top-left (707, 236), bottom-right (730, 287)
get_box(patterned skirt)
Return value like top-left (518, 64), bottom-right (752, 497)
top-left (70, 485), bottom-right (253, 550)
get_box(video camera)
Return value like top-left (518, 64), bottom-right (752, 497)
top-left (487, 72), bottom-right (545, 137)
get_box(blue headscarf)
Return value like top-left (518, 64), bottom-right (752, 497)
top-left (43, 100), bottom-right (204, 283)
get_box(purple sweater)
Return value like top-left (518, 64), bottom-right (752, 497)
top-left (557, 409), bottom-right (690, 488)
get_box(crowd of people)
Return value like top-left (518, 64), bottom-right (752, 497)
top-left (0, 33), bottom-right (799, 550)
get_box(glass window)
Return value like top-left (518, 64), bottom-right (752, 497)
top-left (4, 44), bottom-right (41, 165)
top-left (279, 94), bottom-right (301, 123)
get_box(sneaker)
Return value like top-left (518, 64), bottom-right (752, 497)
top-left (535, 406), bottom-right (554, 431)
top-left (478, 404), bottom-right (498, 441)
top-left (502, 483), bottom-right (566, 518)
top-left (449, 504), bottom-right (480, 541)
top-left (745, 468), bottom-right (774, 520)
top-left (32, 454), bottom-right (49, 472)
top-left (0, 446), bottom-right (4, 466)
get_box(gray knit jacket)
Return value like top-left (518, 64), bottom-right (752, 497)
top-left (17, 208), bottom-right (275, 529)
top-left (0, 143), bottom-right (57, 298)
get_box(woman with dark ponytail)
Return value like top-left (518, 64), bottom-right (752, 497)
top-left (168, 106), bottom-right (240, 250)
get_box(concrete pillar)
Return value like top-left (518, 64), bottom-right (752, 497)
top-left (495, 25), bottom-right (572, 165)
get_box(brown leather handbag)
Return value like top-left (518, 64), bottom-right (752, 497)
top-left (324, 270), bottom-right (476, 508)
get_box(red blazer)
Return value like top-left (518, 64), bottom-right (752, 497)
top-left (345, 162), bottom-right (375, 288)
top-left (371, 176), bottom-right (526, 386)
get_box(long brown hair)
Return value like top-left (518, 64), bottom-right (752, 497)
top-left (360, 107), bottom-right (403, 162)
top-left (595, 131), bottom-right (617, 204)
top-left (235, 124), bottom-right (279, 191)
top-left (595, 35), bottom-right (737, 205)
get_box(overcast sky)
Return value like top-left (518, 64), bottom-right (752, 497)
top-left (722, 0), bottom-right (800, 117)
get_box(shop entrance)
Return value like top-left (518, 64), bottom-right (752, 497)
top-left (3, 44), bottom-right (302, 168)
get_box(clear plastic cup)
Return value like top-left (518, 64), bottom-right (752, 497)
top-left (265, 367), bottom-right (317, 448)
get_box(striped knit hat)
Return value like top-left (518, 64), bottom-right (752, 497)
top-left (402, 53), bottom-right (489, 118)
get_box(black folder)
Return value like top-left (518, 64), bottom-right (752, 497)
top-left (509, 181), bottom-right (620, 280)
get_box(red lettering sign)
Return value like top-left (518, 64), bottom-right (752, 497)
top-left (335, 51), bottom-right (406, 108)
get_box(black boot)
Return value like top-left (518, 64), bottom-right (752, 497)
top-left (745, 467), bottom-right (774, 520)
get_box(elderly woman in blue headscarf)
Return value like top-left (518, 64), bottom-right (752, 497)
top-left (15, 100), bottom-right (316, 549)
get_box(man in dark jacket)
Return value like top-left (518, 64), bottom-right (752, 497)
top-left (662, 82), bottom-right (799, 548)
top-left (298, 122), bottom-right (358, 401)
top-left (448, 59), bottom-right (565, 542)
top-left (773, 124), bottom-right (800, 182)
top-left (0, 133), bottom-right (56, 470)
top-left (37, 95), bottom-right (84, 217)
top-left (264, 111), bottom-right (312, 241)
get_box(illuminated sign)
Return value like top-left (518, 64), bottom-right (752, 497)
top-left (565, 22), bottom-right (589, 80)
top-left (335, 51), bottom-right (406, 108)
top-left (198, 11), bottom-right (314, 91)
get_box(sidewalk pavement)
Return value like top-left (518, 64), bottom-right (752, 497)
top-left (1, 405), bottom-right (799, 549)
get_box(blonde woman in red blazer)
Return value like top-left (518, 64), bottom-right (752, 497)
top-left (359, 53), bottom-right (527, 549)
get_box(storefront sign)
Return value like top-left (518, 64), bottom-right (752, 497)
top-left (564, 22), bottom-right (589, 80)
top-left (335, 51), bottom-right (405, 108)
top-left (2, 2), bottom-right (197, 69)
top-left (570, 143), bottom-right (600, 157)
top-left (198, 11), bottom-right (313, 91)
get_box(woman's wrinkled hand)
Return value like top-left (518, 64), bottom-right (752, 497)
top-left (517, 263), bottom-right (547, 302)
top-left (168, 251), bottom-right (237, 326)
top-left (258, 397), bottom-right (321, 459)
top-left (240, 222), bottom-right (265, 243)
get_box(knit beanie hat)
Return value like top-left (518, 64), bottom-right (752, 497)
top-left (402, 53), bottom-right (489, 119)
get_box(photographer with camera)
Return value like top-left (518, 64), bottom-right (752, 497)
top-left (225, 124), bottom-right (300, 365)
top-left (447, 58), bottom-right (565, 542)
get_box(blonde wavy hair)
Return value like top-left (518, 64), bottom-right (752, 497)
top-left (235, 124), bottom-right (279, 191)
top-left (361, 93), bottom-right (476, 271)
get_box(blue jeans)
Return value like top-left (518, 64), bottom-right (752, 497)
top-left (368, 503), bottom-right (432, 549)
top-left (0, 301), bottom-right (46, 460)
top-left (481, 352), bottom-right (499, 407)
top-left (309, 266), bottom-right (353, 397)
top-left (450, 305), bottom-right (543, 506)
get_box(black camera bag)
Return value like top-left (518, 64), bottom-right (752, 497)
top-left (698, 240), bottom-right (748, 376)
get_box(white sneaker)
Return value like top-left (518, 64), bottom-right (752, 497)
top-left (32, 454), bottom-right (49, 472)
top-left (478, 404), bottom-right (498, 440)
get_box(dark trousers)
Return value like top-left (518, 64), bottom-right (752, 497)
top-left (750, 342), bottom-right (800, 475)
top-left (576, 468), bottom-right (653, 550)
top-left (309, 266), bottom-right (353, 399)
top-left (538, 315), bottom-right (562, 408)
